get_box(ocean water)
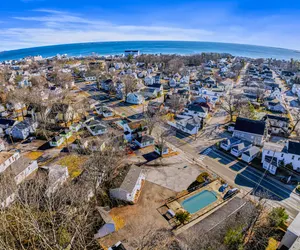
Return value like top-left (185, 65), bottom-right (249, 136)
top-left (1, 41), bottom-right (300, 61)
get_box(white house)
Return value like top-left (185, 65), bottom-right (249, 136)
top-left (110, 165), bottom-right (145, 203)
top-left (11, 157), bottom-right (39, 185)
top-left (169, 78), bottom-right (177, 87)
top-left (168, 116), bottom-right (203, 135)
top-left (184, 104), bottom-right (208, 118)
top-left (134, 135), bottom-right (155, 148)
top-left (84, 75), bottom-right (97, 82)
top-left (230, 141), bottom-right (252, 157)
top-left (0, 151), bottom-right (20, 173)
top-left (50, 136), bottom-right (65, 147)
top-left (144, 76), bottom-right (154, 85)
top-left (126, 92), bottom-right (145, 104)
top-left (220, 137), bottom-right (241, 151)
top-left (241, 146), bottom-right (260, 163)
top-left (233, 117), bottom-right (266, 146)
top-left (96, 106), bottom-right (114, 117)
top-left (279, 212), bottom-right (300, 250)
top-left (85, 120), bottom-right (107, 136)
top-left (262, 141), bottom-right (300, 174)
top-left (292, 84), bottom-right (300, 97)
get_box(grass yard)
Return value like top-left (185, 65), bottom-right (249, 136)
top-left (57, 154), bottom-right (87, 179)
top-left (24, 151), bottom-right (44, 160)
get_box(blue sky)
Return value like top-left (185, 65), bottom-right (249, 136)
top-left (1, 0), bottom-right (300, 51)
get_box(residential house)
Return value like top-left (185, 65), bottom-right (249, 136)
top-left (0, 119), bottom-right (18, 134)
top-left (169, 78), bottom-right (177, 87)
top-left (278, 212), bottom-right (300, 250)
top-left (110, 165), bottom-right (145, 203)
top-left (85, 120), bottom-right (107, 136)
top-left (233, 117), bottom-right (266, 146)
top-left (123, 121), bottom-right (147, 141)
top-left (94, 207), bottom-right (116, 239)
top-left (10, 157), bottom-right (38, 185)
top-left (263, 115), bottom-right (290, 136)
top-left (262, 141), bottom-right (300, 174)
top-left (220, 137), bottom-right (241, 151)
top-left (266, 100), bottom-right (287, 113)
top-left (0, 151), bottom-right (20, 173)
top-left (230, 141), bottom-right (252, 157)
top-left (144, 76), bottom-right (154, 85)
top-left (168, 116), bottom-right (203, 135)
top-left (59, 129), bottom-right (72, 139)
top-left (154, 144), bottom-right (170, 156)
top-left (48, 103), bottom-right (75, 125)
top-left (84, 75), bottom-right (97, 82)
top-left (50, 136), bottom-right (65, 147)
top-left (134, 135), bottom-right (155, 148)
top-left (184, 104), bottom-right (208, 118)
top-left (96, 106), bottom-right (114, 117)
top-left (69, 123), bottom-right (81, 132)
top-left (126, 92), bottom-right (145, 104)
top-left (38, 165), bottom-right (69, 196)
top-left (10, 119), bottom-right (38, 140)
top-left (241, 146), bottom-right (260, 163)
top-left (292, 84), bottom-right (300, 98)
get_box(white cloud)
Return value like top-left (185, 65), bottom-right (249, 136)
top-left (1, 8), bottom-right (300, 51)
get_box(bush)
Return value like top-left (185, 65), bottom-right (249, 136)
top-left (196, 175), bottom-right (205, 183)
top-left (224, 226), bottom-right (244, 250)
top-left (268, 207), bottom-right (289, 228)
top-left (200, 172), bottom-right (209, 179)
top-left (175, 211), bottom-right (190, 224)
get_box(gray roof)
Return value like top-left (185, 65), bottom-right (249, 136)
top-left (243, 146), bottom-right (260, 157)
top-left (222, 137), bottom-right (241, 146)
top-left (10, 157), bottom-right (36, 177)
top-left (120, 165), bottom-right (143, 193)
top-left (263, 142), bottom-right (285, 152)
top-left (96, 206), bottom-right (114, 224)
top-left (232, 141), bottom-right (252, 151)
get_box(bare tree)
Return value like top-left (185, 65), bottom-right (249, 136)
top-left (122, 75), bottom-right (137, 101)
top-left (166, 58), bottom-right (185, 75)
top-left (168, 94), bottom-right (187, 116)
top-left (220, 93), bottom-right (242, 122)
top-left (290, 108), bottom-right (300, 133)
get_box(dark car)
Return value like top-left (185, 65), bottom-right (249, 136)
top-left (280, 176), bottom-right (299, 185)
top-left (223, 188), bottom-right (239, 200)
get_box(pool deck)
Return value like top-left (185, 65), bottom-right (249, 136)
top-left (167, 180), bottom-right (224, 222)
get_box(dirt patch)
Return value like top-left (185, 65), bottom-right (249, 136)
top-left (99, 181), bottom-right (177, 249)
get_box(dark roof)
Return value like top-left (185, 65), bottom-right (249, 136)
top-left (187, 104), bottom-right (208, 113)
top-left (0, 119), bottom-right (17, 127)
top-left (265, 115), bottom-right (289, 123)
top-left (287, 141), bottom-right (300, 156)
top-left (135, 135), bottom-right (154, 143)
top-left (234, 117), bottom-right (266, 135)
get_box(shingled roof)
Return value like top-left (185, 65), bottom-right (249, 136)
top-left (287, 141), bottom-right (300, 156)
top-left (234, 117), bottom-right (266, 135)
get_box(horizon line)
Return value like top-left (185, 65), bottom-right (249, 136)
top-left (1, 40), bottom-right (300, 55)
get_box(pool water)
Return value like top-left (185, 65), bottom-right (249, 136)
top-left (181, 190), bottom-right (217, 214)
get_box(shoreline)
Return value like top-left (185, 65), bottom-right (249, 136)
top-left (1, 41), bottom-right (300, 62)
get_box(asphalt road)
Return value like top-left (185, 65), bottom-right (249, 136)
top-left (201, 148), bottom-right (300, 218)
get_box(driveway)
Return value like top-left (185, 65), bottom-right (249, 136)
top-left (145, 159), bottom-right (202, 192)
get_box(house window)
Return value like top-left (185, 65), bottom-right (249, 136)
top-left (281, 154), bottom-right (284, 157)
top-left (292, 156), bottom-right (295, 160)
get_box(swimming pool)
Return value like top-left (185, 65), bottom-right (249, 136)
top-left (181, 190), bottom-right (217, 214)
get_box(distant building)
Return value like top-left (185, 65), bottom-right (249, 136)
top-left (124, 50), bottom-right (140, 57)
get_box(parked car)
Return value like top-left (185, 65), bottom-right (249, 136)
top-left (219, 183), bottom-right (228, 193)
top-left (280, 176), bottom-right (298, 185)
top-left (223, 188), bottom-right (239, 200)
